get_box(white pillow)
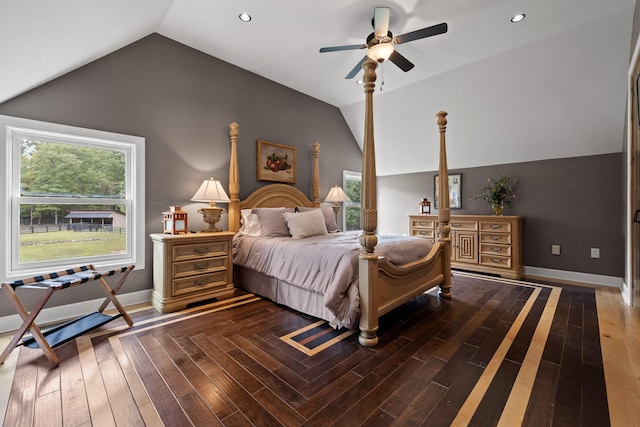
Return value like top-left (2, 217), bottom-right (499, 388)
top-left (284, 209), bottom-right (328, 239)
top-left (239, 209), bottom-right (261, 236)
top-left (297, 206), bottom-right (339, 233)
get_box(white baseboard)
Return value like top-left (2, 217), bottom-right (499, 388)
top-left (0, 289), bottom-right (152, 334)
top-left (524, 266), bottom-right (623, 288)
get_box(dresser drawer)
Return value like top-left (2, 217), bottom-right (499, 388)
top-left (449, 220), bottom-right (478, 231)
top-left (173, 256), bottom-right (227, 279)
top-left (480, 221), bottom-right (512, 233)
top-left (410, 218), bottom-right (435, 229)
top-left (411, 229), bottom-right (435, 239)
top-left (173, 240), bottom-right (229, 262)
top-left (480, 243), bottom-right (512, 257)
top-left (172, 270), bottom-right (228, 296)
top-left (479, 254), bottom-right (512, 269)
top-left (480, 232), bottom-right (512, 245)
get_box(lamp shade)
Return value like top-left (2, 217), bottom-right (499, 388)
top-left (324, 186), bottom-right (350, 203)
top-left (191, 178), bottom-right (230, 205)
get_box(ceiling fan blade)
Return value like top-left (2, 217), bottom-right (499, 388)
top-left (345, 56), bottom-right (368, 79)
top-left (373, 7), bottom-right (391, 37)
top-left (395, 22), bottom-right (448, 45)
top-left (388, 50), bottom-right (414, 72)
top-left (319, 44), bottom-right (367, 53)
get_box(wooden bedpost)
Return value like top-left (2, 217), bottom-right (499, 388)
top-left (312, 142), bottom-right (320, 207)
top-left (437, 111), bottom-right (452, 299)
top-left (358, 58), bottom-right (380, 347)
top-left (228, 122), bottom-right (240, 232)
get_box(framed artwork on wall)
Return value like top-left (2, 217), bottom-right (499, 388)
top-left (434, 173), bottom-right (462, 209)
top-left (257, 140), bottom-right (296, 183)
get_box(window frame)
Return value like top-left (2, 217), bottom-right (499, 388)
top-left (342, 169), bottom-right (362, 231)
top-left (1, 115), bottom-right (145, 280)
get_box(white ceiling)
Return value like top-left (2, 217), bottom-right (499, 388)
top-left (0, 0), bottom-right (636, 174)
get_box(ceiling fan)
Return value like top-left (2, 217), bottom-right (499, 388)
top-left (319, 7), bottom-right (448, 79)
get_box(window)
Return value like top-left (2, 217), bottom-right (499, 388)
top-left (1, 115), bottom-right (145, 279)
top-left (343, 170), bottom-right (361, 231)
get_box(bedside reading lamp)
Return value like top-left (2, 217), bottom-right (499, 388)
top-left (324, 185), bottom-right (350, 222)
top-left (191, 178), bottom-right (230, 232)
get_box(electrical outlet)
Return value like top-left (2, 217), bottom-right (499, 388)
top-left (551, 245), bottom-right (561, 255)
top-left (591, 248), bottom-right (600, 258)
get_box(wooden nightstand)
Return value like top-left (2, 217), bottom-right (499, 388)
top-left (150, 231), bottom-right (235, 312)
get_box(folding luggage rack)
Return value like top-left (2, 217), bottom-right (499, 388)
top-left (0, 264), bottom-right (135, 366)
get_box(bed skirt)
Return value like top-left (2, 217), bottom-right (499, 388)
top-left (233, 265), bottom-right (352, 327)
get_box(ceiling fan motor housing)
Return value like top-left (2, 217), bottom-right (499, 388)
top-left (366, 31), bottom-right (393, 47)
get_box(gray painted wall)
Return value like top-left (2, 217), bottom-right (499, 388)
top-left (0, 34), bottom-right (362, 316)
top-left (378, 153), bottom-right (624, 278)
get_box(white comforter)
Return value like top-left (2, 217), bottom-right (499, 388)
top-left (233, 231), bottom-right (433, 328)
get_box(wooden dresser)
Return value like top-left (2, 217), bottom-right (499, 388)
top-left (409, 214), bottom-right (524, 279)
top-left (150, 232), bottom-right (235, 312)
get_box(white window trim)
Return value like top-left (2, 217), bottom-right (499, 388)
top-left (342, 169), bottom-right (362, 230)
top-left (0, 115), bottom-right (145, 280)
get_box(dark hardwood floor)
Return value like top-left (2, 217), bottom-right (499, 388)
top-left (1, 271), bottom-right (636, 426)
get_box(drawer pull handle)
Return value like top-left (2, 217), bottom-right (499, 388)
top-left (489, 236), bottom-right (503, 241)
top-left (489, 248), bottom-right (502, 253)
top-left (490, 258), bottom-right (503, 264)
top-left (418, 222), bottom-right (427, 226)
top-left (193, 278), bottom-right (210, 287)
top-left (194, 262), bottom-right (209, 271)
top-left (451, 223), bottom-right (461, 228)
top-left (419, 231), bottom-right (427, 235)
top-left (489, 225), bottom-right (502, 230)
top-left (194, 247), bottom-right (209, 255)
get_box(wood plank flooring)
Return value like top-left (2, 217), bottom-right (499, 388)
top-left (1, 272), bottom-right (639, 426)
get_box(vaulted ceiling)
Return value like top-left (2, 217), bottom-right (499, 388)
top-left (1, 0), bottom-right (635, 174)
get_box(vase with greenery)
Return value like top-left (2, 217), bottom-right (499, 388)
top-left (471, 175), bottom-right (518, 215)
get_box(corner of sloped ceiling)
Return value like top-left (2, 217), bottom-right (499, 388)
top-left (0, 0), bottom-right (175, 105)
top-left (340, 8), bottom-right (633, 176)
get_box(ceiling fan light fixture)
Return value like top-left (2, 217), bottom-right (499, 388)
top-left (367, 43), bottom-right (394, 62)
top-left (510, 13), bottom-right (525, 23)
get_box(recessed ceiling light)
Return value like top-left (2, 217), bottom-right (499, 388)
top-left (511, 13), bottom-right (525, 23)
top-left (239, 12), bottom-right (252, 22)
top-left (356, 79), bottom-right (364, 85)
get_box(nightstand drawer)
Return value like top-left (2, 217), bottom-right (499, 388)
top-left (172, 271), bottom-right (228, 296)
top-left (173, 256), bottom-right (227, 278)
top-left (173, 240), bottom-right (229, 261)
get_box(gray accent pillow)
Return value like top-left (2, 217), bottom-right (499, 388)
top-left (252, 208), bottom-right (295, 237)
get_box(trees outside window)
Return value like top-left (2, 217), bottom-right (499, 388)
top-left (343, 170), bottom-right (361, 231)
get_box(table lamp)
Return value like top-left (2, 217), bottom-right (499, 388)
top-left (324, 185), bottom-right (350, 221)
top-left (191, 178), bottom-right (230, 232)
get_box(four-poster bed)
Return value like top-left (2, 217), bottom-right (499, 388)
top-left (227, 59), bottom-right (452, 346)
